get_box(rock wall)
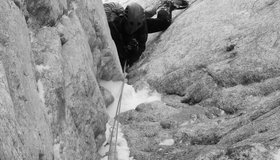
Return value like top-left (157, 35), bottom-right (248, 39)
top-left (123, 0), bottom-right (280, 159)
top-left (0, 0), bottom-right (123, 159)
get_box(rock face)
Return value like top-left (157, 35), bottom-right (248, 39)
top-left (0, 1), bottom-right (53, 159)
top-left (2, 0), bottom-right (280, 159)
top-left (121, 0), bottom-right (280, 159)
top-left (0, 0), bottom-right (123, 159)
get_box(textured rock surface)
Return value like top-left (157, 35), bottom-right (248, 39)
top-left (1, 0), bottom-right (123, 159)
top-left (26, 0), bottom-right (66, 26)
top-left (2, 0), bottom-right (280, 159)
top-left (0, 0), bottom-right (53, 159)
top-left (120, 0), bottom-right (280, 159)
top-left (71, 0), bottom-right (123, 81)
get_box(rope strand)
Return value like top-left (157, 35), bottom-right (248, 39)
top-left (108, 62), bottom-right (127, 160)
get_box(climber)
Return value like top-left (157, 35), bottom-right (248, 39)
top-left (104, 0), bottom-right (189, 70)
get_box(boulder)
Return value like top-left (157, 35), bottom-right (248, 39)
top-left (100, 86), bottom-right (114, 107)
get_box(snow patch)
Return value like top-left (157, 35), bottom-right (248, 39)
top-left (36, 65), bottom-right (50, 73)
top-left (99, 120), bottom-right (133, 160)
top-left (274, 149), bottom-right (280, 160)
top-left (98, 123), bottom-right (110, 158)
top-left (29, 31), bottom-right (35, 43)
top-left (159, 139), bottom-right (174, 146)
top-left (114, 124), bottom-right (131, 160)
top-left (99, 81), bottom-right (161, 117)
top-left (53, 143), bottom-right (62, 160)
top-left (37, 79), bottom-right (45, 104)
top-left (99, 80), bottom-right (161, 160)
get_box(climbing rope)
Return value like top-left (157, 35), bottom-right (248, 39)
top-left (108, 63), bottom-right (127, 160)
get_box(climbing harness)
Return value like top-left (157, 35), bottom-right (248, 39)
top-left (108, 62), bottom-right (127, 160)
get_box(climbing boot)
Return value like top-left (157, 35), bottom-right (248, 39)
top-left (156, 0), bottom-right (188, 23)
top-left (156, 0), bottom-right (174, 23)
top-left (158, 0), bottom-right (189, 13)
top-left (172, 0), bottom-right (189, 10)
top-left (145, 0), bottom-right (189, 18)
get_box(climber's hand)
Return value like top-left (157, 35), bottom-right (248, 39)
top-left (126, 39), bottom-right (139, 51)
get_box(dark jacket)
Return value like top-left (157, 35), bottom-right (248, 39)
top-left (105, 3), bottom-right (148, 68)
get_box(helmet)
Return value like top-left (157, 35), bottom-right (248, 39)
top-left (124, 2), bottom-right (145, 35)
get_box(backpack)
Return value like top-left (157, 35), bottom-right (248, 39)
top-left (103, 2), bottom-right (125, 23)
